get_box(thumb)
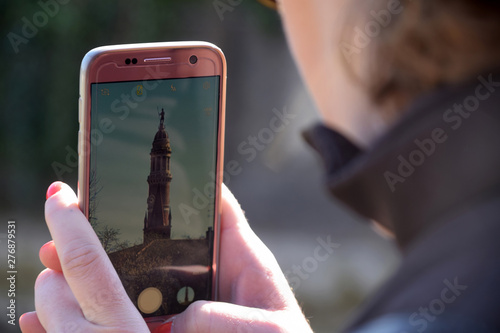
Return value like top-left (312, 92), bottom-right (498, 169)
top-left (170, 301), bottom-right (281, 333)
top-left (44, 182), bottom-right (145, 328)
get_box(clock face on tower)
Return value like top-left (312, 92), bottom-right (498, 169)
top-left (147, 194), bottom-right (156, 209)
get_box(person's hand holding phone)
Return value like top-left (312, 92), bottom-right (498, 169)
top-left (20, 182), bottom-right (313, 333)
top-left (171, 184), bottom-right (313, 333)
top-left (20, 181), bottom-right (149, 333)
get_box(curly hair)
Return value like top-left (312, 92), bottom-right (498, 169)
top-left (340, 0), bottom-right (500, 116)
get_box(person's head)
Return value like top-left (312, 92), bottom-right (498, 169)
top-left (277, 0), bottom-right (500, 145)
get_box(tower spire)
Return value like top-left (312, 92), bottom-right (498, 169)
top-left (143, 107), bottom-right (173, 242)
top-left (159, 108), bottom-right (165, 129)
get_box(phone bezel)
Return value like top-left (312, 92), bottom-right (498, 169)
top-left (78, 41), bottom-right (226, 323)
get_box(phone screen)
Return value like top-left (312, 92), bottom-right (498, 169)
top-left (88, 75), bottom-right (220, 318)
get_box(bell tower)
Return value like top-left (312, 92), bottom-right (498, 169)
top-left (144, 108), bottom-right (172, 242)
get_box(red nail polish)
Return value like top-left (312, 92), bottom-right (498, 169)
top-left (40, 241), bottom-right (53, 250)
top-left (153, 322), bottom-right (172, 333)
top-left (46, 182), bottom-right (63, 200)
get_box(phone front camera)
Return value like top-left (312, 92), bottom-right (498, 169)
top-left (132, 58), bottom-right (138, 64)
top-left (125, 58), bottom-right (131, 65)
top-left (189, 55), bottom-right (198, 64)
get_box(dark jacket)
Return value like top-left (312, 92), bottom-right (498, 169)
top-left (305, 72), bottom-right (500, 332)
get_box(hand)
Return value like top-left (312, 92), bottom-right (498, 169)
top-left (20, 182), bottom-right (312, 333)
top-left (170, 184), bottom-right (313, 333)
top-left (20, 181), bottom-right (149, 333)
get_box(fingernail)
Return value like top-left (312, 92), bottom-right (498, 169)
top-left (46, 182), bottom-right (63, 200)
top-left (40, 241), bottom-right (54, 252)
top-left (19, 312), bottom-right (31, 325)
top-left (153, 321), bottom-right (172, 333)
top-left (41, 240), bottom-right (53, 248)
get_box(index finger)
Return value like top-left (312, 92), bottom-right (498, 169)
top-left (44, 182), bottom-right (138, 326)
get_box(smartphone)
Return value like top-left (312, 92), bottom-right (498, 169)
top-left (77, 42), bottom-right (226, 323)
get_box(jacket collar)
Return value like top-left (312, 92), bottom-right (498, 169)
top-left (305, 72), bottom-right (500, 250)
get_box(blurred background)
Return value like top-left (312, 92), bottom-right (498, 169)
top-left (0, 1), bottom-right (399, 332)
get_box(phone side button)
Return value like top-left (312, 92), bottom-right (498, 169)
top-left (78, 97), bottom-right (83, 124)
top-left (78, 130), bottom-right (81, 156)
